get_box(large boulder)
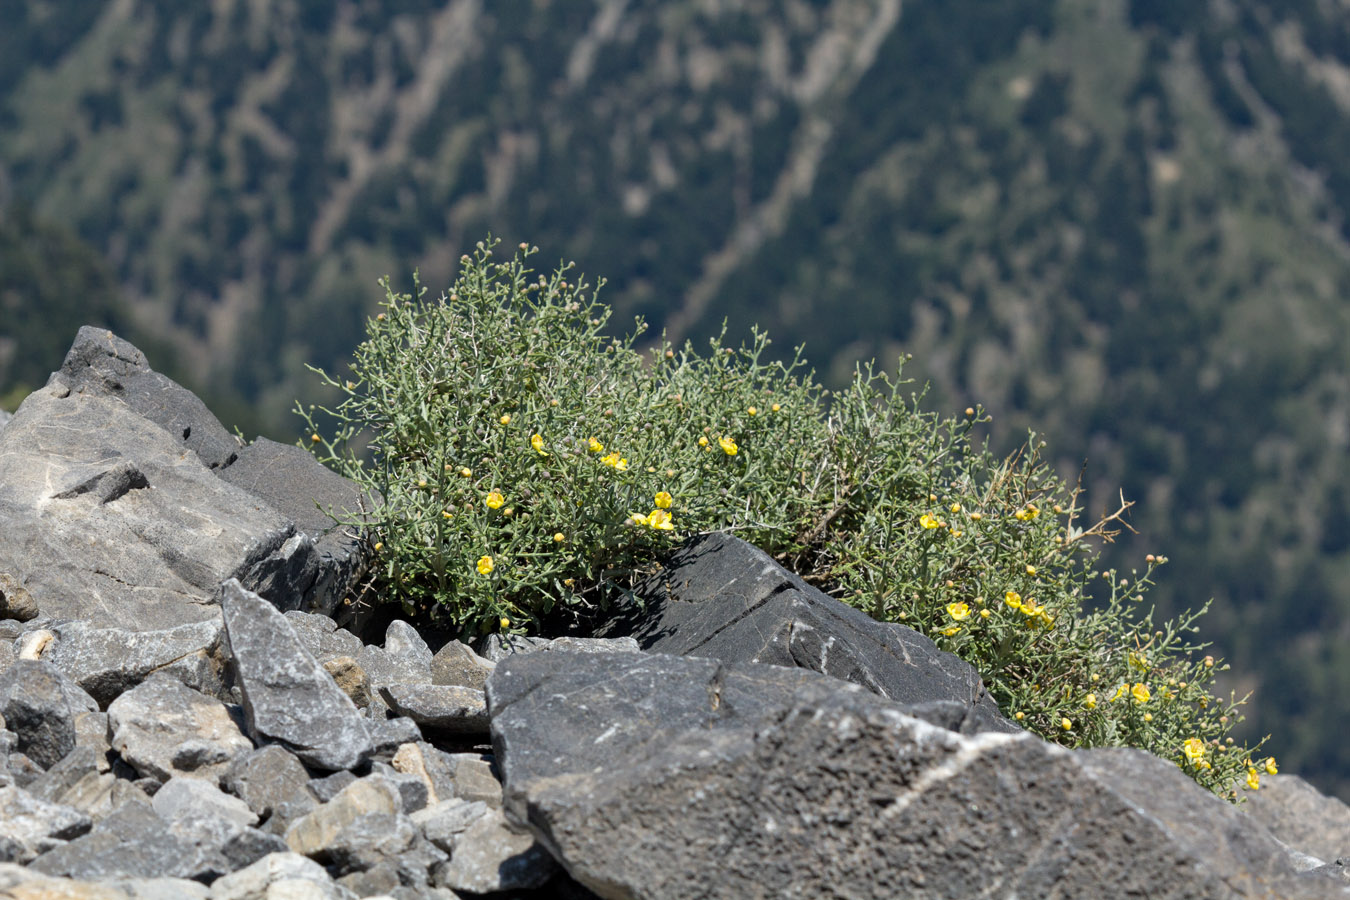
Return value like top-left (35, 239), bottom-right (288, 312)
top-left (1241, 774), bottom-right (1350, 864)
top-left (488, 649), bottom-right (1349, 900)
top-left (610, 532), bottom-right (1015, 734)
top-left (0, 327), bottom-right (371, 629)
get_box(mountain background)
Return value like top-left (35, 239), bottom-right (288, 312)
top-left (6, 0), bottom-right (1350, 797)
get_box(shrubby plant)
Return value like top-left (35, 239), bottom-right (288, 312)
top-left (302, 237), bottom-right (1270, 799)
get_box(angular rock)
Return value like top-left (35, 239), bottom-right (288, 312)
top-left (430, 640), bottom-right (495, 690)
top-left (28, 745), bottom-right (116, 819)
top-left (383, 620), bottom-right (434, 668)
top-left (388, 742), bottom-right (460, 806)
top-left (368, 716), bottom-right (424, 758)
top-left (72, 711), bottom-right (112, 759)
top-left (476, 633), bottom-right (639, 663)
top-left (411, 798), bottom-right (490, 853)
top-left (107, 673), bottom-right (253, 785)
top-left (433, 804), bottom-right (557, 894)
top-left (0, 863), bottom-right (211, 899)
top-left (207, 851), bottom-right (357, 900)
top-left (28, 803), bottom-right (208, 881)
top-left (153, 776), bottom-right (258, 829)
top-left (321, 656), bottom-right (372, 709)
top-left (219, 579), bottom-right (372, 771)
top-left (0, 784), bottom-right (92, 864)
top-left (307, 771), bottom-right (359, 804)
top-left (216, 436), bottom-right (374, 619)
top-left (368, 762), bottom-right (430, 814)
top-left (377, 684), bottom-right (487, 734)
top-left (282, 611), bottom-right (363, 661)
top-left (0, 659), bottom-right (99, 768)
top-left (285, 776), bottom-right (402, 860)
top-left (488, 649), bottom-right (1348, 900)
top-left (35, 618), bottom-right (226, 708)
top-left (1240, 774), bottom-right (1350, 864)
top-left (322, 811), bottom-right (418, 873)
top-left (168, 813), bottom-right (290, 881)
top-left (222, 746), bottom-right (317, 831)
top-left (0, 573), bottom-right (39, 623)
top-left (615, 531), bottom-right (1015, 734)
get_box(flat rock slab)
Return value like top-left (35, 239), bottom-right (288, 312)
top-left (220, 580), bottom-right (372, 771)
top-left (616, 531), bottom-right (1016, 735)
top-left (0, 863), bottom-right (210, 899)
top-left (378, 684), bottom-right (487, 734)
top-left (488, 650), bottom-right (1349, 900)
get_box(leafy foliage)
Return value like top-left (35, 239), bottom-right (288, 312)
top-left (305, 239), bottom-right (1270, 798)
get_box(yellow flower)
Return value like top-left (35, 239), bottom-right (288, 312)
top-left (940, 625), bottom-right (961, 637)
top-left (1128, 651), bottom-right (1149, 671)
top-left (979, 609), bottom-right (991, 619)
top-left (499, 414), bottom-right (512, 425)
top-left (373, 542), bottom-right (384, 552)
top-left (1026, 565), bottom-right (1037, 576)
top-left (459, 467), bottom-right (473, 477)
top-left (1110, 684), bottom-right (1127, 702)
top-left (600, 451), bottom-right (629, 471)
top-left (1264, 757), bottom-right (1278, 776)
top-left (587, 437), bottom-right (604, 453)
top-left (646, 508), bottom-right (675, 531)
top-left (1131, 683), bottom-right (1151, 704)
top-left (1084, 693), bottom-right (1097, 710)
top-left (771, 403), bottom-right (781, 412)
top-left (1060, 718), bottom-right (1072, 731)
top-left (920, 513), bottom-right (943, 530)
top-left (747, 406), bottom-right (758, 416)
top-left (1183, 738), bottom-right (1206, 765)
top-left (476, 555), bottom-right (494, 576)
top-left (531, 433), bottom-right (548, 455)
top-left (629, 512), bottom-right (649, 527)
top-left (310, 433), bottom-right (321, 443)
top-left (1142, 713), bottom-right (1153, 722)
top-left (950, 503), bottom-right (961, 513)
top-left (698, 435), bottom-right (709, 448)
top-left (1004, 591), bottom-right (1023, 610)
top-left (946, 602), bottom-right (971, 621)
top-left (485, 490), bottom-right (505, 509)
top-left (654, 491), bottom-right (673, 509)
top-left (553, 532), bottom-right (565, 543)
top-left (718, 435), bottom-right (738, 455)
top-left (1014, 711), bottom-right (1025, 721)
top-left (499, 616), bottom-right (511, 629)
top-left (1246, 769), bottom-right (1261, 791)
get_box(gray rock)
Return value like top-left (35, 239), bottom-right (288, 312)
top-left (153, 776), bottom-right (258, 829)
top-left (73, 710), bottom-right (112, 759)
top-left (368, 762), bottom-right (430, 814)
top-left (28, 802), bottom-right (209, 881)
top-left (283, 611), bottom-right (363, 661)
top-left (444, 755), bottom-right (502, 808)
top-left (0, 573), bottom-right (39, 623)
top-left (285, 776), bottom-right (403, 860)
top-left (308, 770), bottom-right (359, 804)
top-left (27, 745), bottom-right (116, 819)
top-left (368, 715), bottom-right (424, 758)
top-left (429, 640), bottom-right (495, 690)
top-left (488, 649), bottom-right (1347, 900)
top-left (216, 436), bottom-right (374, 620)
top-left (222, 745), bottom-right (318, 831)
top-left (0, 863), bottom-right (211, 898)
top-left (383, 620), bottom-right (433, 668)
top-left (36, 617), bottom-right (226, 708)
top-left (433, 804), bottom-right (557, 894)
top-left (615, 531), bottom-right (1016, 734)
top-left (387, 742), bottom-right (460, 806)
top-left (377, 684), bottom-right (488, 734)
top-left (322, 811), bottom-right (418, 873)
top-left (208, 851), bottom-right (358, 900)
top-left (0, 659), bottom-right (99, 768)
top-left (322, 656), bottom-right (372, 709)
top-left (168, 812), bottom-right (290, 880)
top-left (107, 673), bottom-right (254, 785)
top-left (476, 633), bottom-right (639, 662)
top-left (220, 579), bottom-right (372, 771)
top-left (1240, 774), bottom-right (1350, 864)
top-left (411, 798), bottom-right (490, 853)
top-left (0, 784), bottom-right (92, 864)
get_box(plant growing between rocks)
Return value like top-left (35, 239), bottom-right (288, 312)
top-left (302, 237), bottom-right (1269, 799)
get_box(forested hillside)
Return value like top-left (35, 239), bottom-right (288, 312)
top-left (5, 0), bottom-right (1350, 797)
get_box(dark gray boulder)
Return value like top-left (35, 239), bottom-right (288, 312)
top-left (0, 660), bottom-right (99, 769)
top-left (220, 580), bottom-right (372, 771)
top-left (222, 745), bottom-right (319, 833)
top-left (612, 531), bottom-right (1015, 734)
top-left (488, 649), bottom-right (1349, 900)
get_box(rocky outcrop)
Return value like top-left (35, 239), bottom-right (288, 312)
top-left (0, 328), bottom-right (1348, 899)
top-left (609, 531), bottom-right (1016, 735)
top-left (0, 327), bottom-right (370, 629)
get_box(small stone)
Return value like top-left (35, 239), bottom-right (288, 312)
top-left (429, 640), bottom-right (495, 691)
top-left (106, 674), bottom-right (253, 785)
top-left (433, 805), bottom-right (556, 894)
top-left (0, 574), bottom-right (39, 623)
top-left (322, 656), bottom-right (372, 709)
